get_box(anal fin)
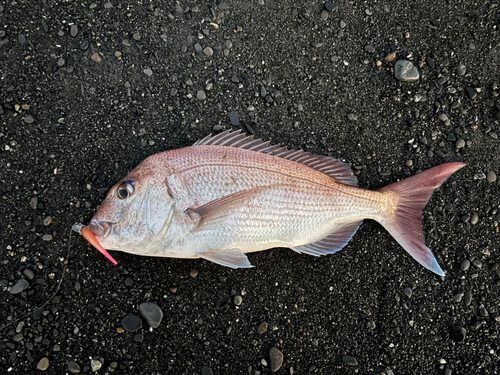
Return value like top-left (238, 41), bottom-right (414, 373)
top-left (199, 248), bottom-right (254, 269)
top-left (291, 221), bottom-right (362, 256)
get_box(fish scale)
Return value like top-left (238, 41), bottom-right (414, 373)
top-left (76, 130), bottom-right (465, 276)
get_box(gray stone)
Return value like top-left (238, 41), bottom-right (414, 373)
top-left (456, 63), bottom-right (466, 75)
top-left (364, 44), bottom-right (375, 53)
top-left (394, 60), bottom-right (419, 81)
top-left (229, 111), bottom-right (239, 126)
top-left (257, 322), bottom-right (268, 334)
top-left (70, 25), bottom-right (78, 37)
top-left (450, 326), bottom-right (466, 342)
top-left (121, 315), bottom-right (142, 332)
top-left (460, 259), bottom-right (470, 271)
top-left (90, 359), bottom-right (102, 372)
top-left (196, 90), bottom-right (206, 100)
top-left (68, 360), bottom-right (81, 373)
top-left (203, 46), bottom-right (213, 56)
top-left (23, 268), bottom-right (34, 280)
top-left (143, 68), bottom-right (153, 76)
top-left (487, 171), bottom-right (496, 182)
top-left (18, 34), bottom-right (26, 45)
top-left (10, 279), bottom-right (29, 294)
top-left (438, 113), bottom-right (448, 121)
top-left (37, 357), bottom-right (49, 371)
top-left (470, 214), bottom-right (479, 225)
top-left (342, 355), bottom-right (358, 365)
top-left (269, 347), bottom-right (283, 372)
top-left (139, 302), bottom-right (163, 328)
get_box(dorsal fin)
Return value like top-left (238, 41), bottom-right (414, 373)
top-left (193, 130), bottom-right (357, 186)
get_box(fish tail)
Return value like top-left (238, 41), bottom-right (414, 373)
top-left (377, 162), bottom-right (466, 276)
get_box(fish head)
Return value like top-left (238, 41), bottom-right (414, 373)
top-left (85, 159), bottom-right (175, 261)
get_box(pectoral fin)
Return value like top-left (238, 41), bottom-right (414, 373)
top-left (189, 186), bottom-right (277, 231)
top-left (199, 248), bottom-right (253, 269)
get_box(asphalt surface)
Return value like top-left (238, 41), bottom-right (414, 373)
top-left (1, 1), bottom-right (499, 374)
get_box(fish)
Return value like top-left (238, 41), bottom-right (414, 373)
top-left (74, 130), bottom-right (466, 276)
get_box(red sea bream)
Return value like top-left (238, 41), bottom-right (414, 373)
top-left (75, 130), bottom-right (465, 276)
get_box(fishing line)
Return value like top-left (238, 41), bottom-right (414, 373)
top-left (0, 227), bottom-right (74, 331)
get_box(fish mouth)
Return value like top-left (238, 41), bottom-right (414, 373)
top-left (88, 219), bottom-right (115, 238)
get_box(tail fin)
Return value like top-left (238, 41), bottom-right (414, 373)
top-left (378, 162), bottom-right (466, 276)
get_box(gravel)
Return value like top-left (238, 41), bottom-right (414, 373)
top-left (0, 1), bottom-right (499, 374)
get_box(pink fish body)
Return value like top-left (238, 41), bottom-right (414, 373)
top-left (77, 130), bottom-right (465, 276)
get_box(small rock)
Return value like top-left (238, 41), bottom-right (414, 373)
top-left (196, 91), bottom-right (206, 100)
top-left (139, 302), bottom-right (163, 329)
top-left (80, 40), bottom-right (89, 51)
top-left (385, 52), bottom-right (396, 62)
top-left (460, 259), bottom-right (470, 271)
top-left (143, 68), bottom-right (153, 76)
top-left (426, 56), bottom-right (435, 69)
top-left (203, 47), bottom-right (213, 56)
top-left (456, 139), bottom-right (465, 148)
top-left (121, 315), bottom-right (142, 332)
top-left (342, 355), bottom-right (358, 366)
top-left (450, 326), bottom-right (466, 343)
top-left (24, 115), bottom-right (35, 124)
top-left (70, 25), bottom-right (78, 37)
top-left (23, 269), bottom-right (34, 280)
top-left (464, 291), bottom-right (472, 306)
top-left (456, 63), bottom-right (466, 75)
top-left (234, 295), bottom-right (243, 306)
top-left (466, 87), bottom-right (476, 99)
top-left (201, 366), bottom-right (213, 375)
top-left (364, 44), bottom-right (375, 53)
top-left (479, 304), bottom-right (488, 316)
top-left (347, 113), bottom-right (357, 121)
top-left (68, 360), bottom-right (81, 373)
top-left (470, 214), bottom-right (479, 225)
top-left (37, 357), bottom-right (50, 371)
top-left (229, 111), bottom-right (239, 125)
top-left (487, 171), bottom-right (496, 183)
top-left (269, 347), bottom-right (284, 372)
top-left (394, 60), bottom-right (419, 81)
top-left (403, 287), bottom-right (412, 298)
top-left (325, 2), bottom-right (335, 11)
top-left (91, 53), bottom-right (101, 62)
top-left (10, 279), bottom-right (29, 294)
top-left (438, 113), bottom-right (448, 122)
top-left (90, 359), bottom-right (102, 372)
top-left (42, 234), bottom-right (53, 241)
top-left (133, 333), bottom-right (143, 342)
top-left (257, 322), bottom-right (268, 334)
top-left (190, 269), bottom-right (198, 278)
top-left (43, 216), bottom-right (52, 226)
top-left (18, 34), bottom-right (27, 45)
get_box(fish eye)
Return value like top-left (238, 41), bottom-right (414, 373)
top-left (116, 181), bottom-right (134, 199)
